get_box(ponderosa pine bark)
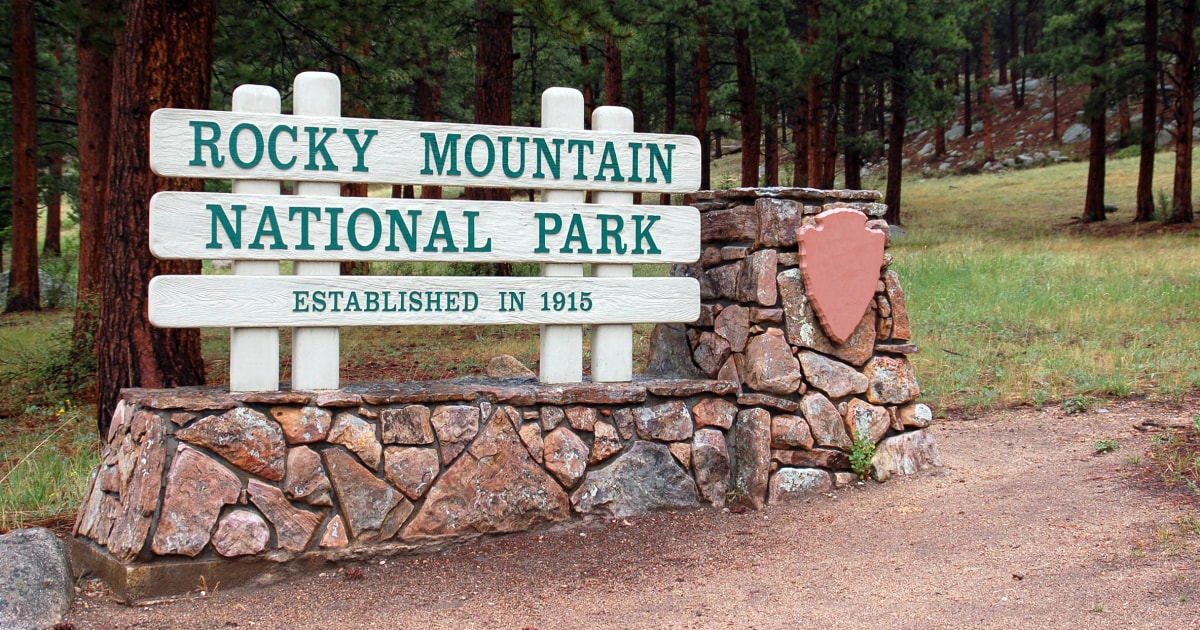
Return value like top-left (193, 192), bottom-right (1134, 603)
top-left (1082, 7), bottom-right (1108, 223)
top-left (690, 0), bottom-right (711, 190)
top-left (469, 0), bottom-right (513, 203)
top-left (734, 26), bottom-right (759, 187)
top-left (1135, 0), bottom-right (1157, 222)
top-left (415, 51), bottom-right (444, 200)
top-left (72, 0), bottom-right (115, 355)
top-left (981, 8), bottom-right (996, 163)
top-left (884, 51), bottom-right (908, 226)
top-left (764, 102), bottom-right (779, 186)
top-left (1168, 0), bottom-right (1195, 223)
top-left (604, 35), bottom-right (623, 106)
top-left (844, 65), bottom-right (863, 190)
top-left (821, 46), bottom-right (843, 189)
top-left (7, 0), bottom-right (39, 313)
top-left (95, 0), bottom-right (213, 435)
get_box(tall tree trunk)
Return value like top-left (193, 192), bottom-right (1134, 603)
top-left (470, 0), bottom-right (513, 203)
top-left (885, 57), bottom-right (908, 226)
top-left (1169, 0), bottom-right (1196, 223)
top-left (43, 152), bottom-right (63, 256)
top-left (73, 0), bottom-right (115, 356)
top-left (1009, 0), bottom-right (1022, 109)
top-left (579, 45), bottom-right (595, 117)
top-left (690, 0), bottom-right (711, 190)
top-left (934, 76), bottom-right (947, 157)
top-left (416, 51), bottom-right (443, 200)
top-left (962, 48), bottom-right (973, 138)
top-left (844, 65), bottom-right (863, 190)
top-left (981, 9), bottom-right (995, 163)
top-left (6, 0), bottom-right (39, 312)
top-left (734, 26), bottom-right (759, 187)
top-left (806, 79), bottom-right (823, 186)
top-left (792, 99), bottom-right (808, 186)
top-left (821, 46), bottom-right (843, 189)
top-left (1135, 0), bottom-right (1158, 222)
top-left (764, 102), bottom-right (779, 186)
top-left (1052, 74), bottom-right (1060, 141)
top-left (96, 0), bottom-right (214, 435)
top-left (604, 35), bottom-right (623, 105)
top-left (1082, 6), bottom-right (1108, 223)
top-left (806, 0), bottom-right (823, 185)
top-left (661, 30), bottom-right (676, 204)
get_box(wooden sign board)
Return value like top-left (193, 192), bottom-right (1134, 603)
top-left (149, 109), bottom-right (702, 193)
top-left (149, 192), bottom-right (700, 263)
top-left (149, 276), bottom-right (701, 328)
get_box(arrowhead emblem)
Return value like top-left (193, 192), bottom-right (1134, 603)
top-left (797, 209), bottom-right (886, 344)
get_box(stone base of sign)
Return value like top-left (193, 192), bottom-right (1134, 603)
top-left (72, 187), bottom-right (942, 602)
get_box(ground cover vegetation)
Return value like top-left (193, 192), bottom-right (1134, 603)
top-left (1, 0), bottom-right (1199, 529)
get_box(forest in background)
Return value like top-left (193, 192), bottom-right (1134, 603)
top-left (0, 0), bottom-right (1198, 432)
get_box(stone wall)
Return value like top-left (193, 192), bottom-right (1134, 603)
top-left (650, 186), bottom-right (939, 481)
top-left (72, 187), bottom-right (941, 601)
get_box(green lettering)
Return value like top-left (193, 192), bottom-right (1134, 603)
top-left (533, 138), bottom-right (563, 179)
top-left (464, 211), bottom-right (492, 252)
top-left (385, 209), bottom-right (421, 252)
top-left (268, 125), bottom-right (297, 169)
top-left (249, 206), bottom-right (287, 250)
top-left (627, 142), bottom-right (643, 182)
top-left (499, 136), bottom-right (528, 177)
top-left (423, 210), bottom-right (459, 252)
top-left (228, 123), bottom-right (265, 169)
top-left (293, 291), bottom-right (309, 313)
top-left (345, 291), bottom-right (362, 312)
top-left (206, 203), bottom-right (242, 249)
top-left (464, 134), bottom-right (495, 176)
top-left (594, 141), bottom-right (624, 181)
top-left (596, 214), bottom-right (627, 254)
top-left (420, 132), bottom-right (462, 175)
top-left (344, 128), bottom-right (378, 172)
top-left (347, 207), bottom-right (382, 251)
top-left (189, 121), bottom-right (224, 167)
top-left (365, 291), bottom-right (380, 312)
top-left (647, 143), bottom-right (674, 184)
top-left (567, 139), bottom-right (594, 180)
top-left (303, 127), bottom-right (339, 171)
top-left (632, 214), bottom-right (662, 254)
top-left (324, 207), bottom-right (345, 251)
top-left (560, 213), bottom-right (592, 253)
top-left (534, 213), bottom-right (562, 253)
top-left (289, 207), bottom-right (321, 250)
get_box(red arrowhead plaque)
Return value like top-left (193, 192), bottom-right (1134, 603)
top-left (797, 209), bottom-right (886, 344)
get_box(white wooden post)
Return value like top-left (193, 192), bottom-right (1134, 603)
top-left (229, 85), bottom-right (282, 391)
top-left (539, 88), bottom-right (585, 383)
top-left (290, 72), bottom-right (341, 390)
top-left (590, 106), bottom-right (635, 382)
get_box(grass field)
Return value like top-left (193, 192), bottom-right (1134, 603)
top-left (2, 150), bottom-right (1199, 530)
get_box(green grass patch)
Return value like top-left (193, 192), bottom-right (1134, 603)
top-left (895, 148), bottom-right (1200, 414)
top-left (0, 405), bottom-right (101, 533)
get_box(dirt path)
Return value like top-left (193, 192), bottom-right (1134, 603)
top-left (66, 398), bottom-right (1200, 629)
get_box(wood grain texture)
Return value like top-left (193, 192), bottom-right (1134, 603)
top-left (148, 192), bottom-right (700, 263)
top-left (148, 276), bottom-right (700, 328)
top-left (149, 108), bottom-right (701, 193)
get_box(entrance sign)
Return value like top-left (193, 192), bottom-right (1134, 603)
top-left (149, 276), bottom-right (700, 328)
top-left (146, 73), bottom-right (702, 390)
top-left (149, 192), bottom-right (700, 263)
top-left (150, 109), bottom-right (702, 193)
